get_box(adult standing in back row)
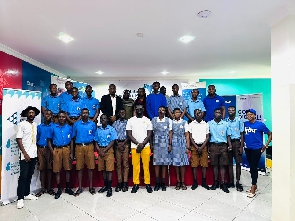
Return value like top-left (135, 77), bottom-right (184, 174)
top-left (203, 85), bottom-right (225, 122)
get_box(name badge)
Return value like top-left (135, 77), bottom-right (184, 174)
top-left (216, 100), bottom-right (219, 102)
top-left (89, 130), bottom-right (92, 134)
top-left (68, 134), bottom-right (71, 138)
top-left (107, 135), bottom-right (110, 139)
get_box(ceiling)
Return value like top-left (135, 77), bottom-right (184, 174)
top-left (0, 0), bottom-right (291, 82)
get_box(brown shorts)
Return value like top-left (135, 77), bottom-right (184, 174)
top-left (98, 147), bottom-right (115, 171)
top-left (37, 147), bottom-right (52, 170)
top-left (228, 139), bottom-right (242, 164)
top-left (191, 145), bottom-right (208, 167)
top-left (209, 143), bottom-right (229, 166)
top-left (53, 145), bottom-right (72, 173)
top-left (75, 143), bottom-right (95, 170)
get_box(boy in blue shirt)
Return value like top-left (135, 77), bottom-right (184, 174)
top-left (146, 81), bottom-right (167, 119)
top-left (64, 87), bottom-right (84, 125)
top-left (82, 85), bottom-right (100, 123)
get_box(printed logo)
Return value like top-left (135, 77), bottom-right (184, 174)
top-left (244, 127), bottom-right (257, 134)
top-left (7, 112), bottom-right (18, 124)
top-left (6, 162), bottom-right (11, 171)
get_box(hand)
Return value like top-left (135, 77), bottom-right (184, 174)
top-left (24, 153), bottom-right (31, 162)
top-left (168, 144), bottom-right (172, 153)
top-left (69, 153), bottom-right (73, 162)
top-left (261, 145), bottom-right (267, 153)
top-left (136, 143), bottom-right (144, 153)
top-left (119, 144), bottom-right (125, 152)
top-left (100, 149), bottom-right (106, 157)
top-left (198, 146), bottom-right (204, 155)
top-left (238, 147), bottom-right (243, 154)
top-left (228, 145), bottom-right (233, 151)
top-left (109, 116), bottom-right (116, 122)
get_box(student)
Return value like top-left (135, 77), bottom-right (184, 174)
top-left (64, 87), bottom-right (84, 125)
top-left (185, 89), bottom-right (206, 123)
top-left (167, 84), bottom-right (187, 119)
top-left (82, 85), bottom-right (100, 123)
top-left (225, 106), bottom-right (244, 191)
top-left (112, 109), bottom-right (129, 192)
top-left (72, 108), bottom-right (97, 196)
top-left (171, 108), bottom-right (190, 190)
top-left (36, 110), bottom-right (54, 197)
top-left (47, 111), bottom-right (75, 199)
top-left (151, 106), bottom-right (172, 191)
top-left (208, 108), bottom-right (232, 193)
top-left (41, 84), bottom-right (62, 123)
top-left (188, 109), bottom-right (210, 190)
top-left (244, 109), bottom-right (272, 198)
top-left (94, 114), bottom-right (118, 197)
top-left (146, 81), bottom-right (167, 120)
top-left (133, 88), bottom-right (148, 117)
top-left (126, 104), bottom-right (153, 193)
top-left (122, 89), bottom-right (134, 120)
top-left (16, 106), bottom-right (40, 209)
top-left (59, 81), bottom-right (73, 108)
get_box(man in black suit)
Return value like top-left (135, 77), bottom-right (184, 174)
top-left (100, 84), bottom-right (123, 124)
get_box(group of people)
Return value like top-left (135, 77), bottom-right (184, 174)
top-left (15, 81), bottom-right (272, 210)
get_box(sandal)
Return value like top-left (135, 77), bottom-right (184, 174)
top-left (74, 188), bottom-right (83, 196)
top-left (181, 182), bottom-right (187, 190)
top-left (246, 188), bottom-right (258, 193)
top-left (247, 192), bottom-right (256, 198)
top-left (236, 183), bottom-right (243, 192)
top-left (36, 189), bottom-right (46, 197)
top-left (175, 182), bottom-right (181, 190)
top-left (47, 189), bottom-right (55, 196)
top-left (89, 188), bottom-right (96, 195)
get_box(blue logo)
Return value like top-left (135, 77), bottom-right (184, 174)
top-left (7, 112), bottom-right (18, 125)
top-left (6, 139), bottom-right (10, 148)
top-left (6, 162), bottom-right (11, 171)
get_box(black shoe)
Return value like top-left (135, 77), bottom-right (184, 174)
top-left (191, 183), bottom-right (198, 190)
top-left (115, 182), bottom-right (122, 192)
top-left (227, 183), bottom-right (235, 188)
top-left (106, 188), bottom-right (113, 197)
top-left (131, 184), bottom-right (139, 193)
top-left (54, 189), bottom-right (62, 199)
top-left (154, 183), bottom-right (160, 191)
top-left (221, 183), bottom-right (230, 193)
top-left (210, 181), bottom-right (219, 190)
top-left (122, 182), bottom-right (128, 192)
top-left (65, 188), bottom-right (74, 195)
top-left (146, 184), bottom-right (153, 193)
top-left (161, 183), bottom-right (166, 191)
top-left (201, 183), bottom-right (210, 190)
top-left (98, 186), bottom-right (108, 193)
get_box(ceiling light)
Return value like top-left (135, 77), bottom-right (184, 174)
top-left (95, 71), bottom-right (104, 75)
top-left (136, 33), bottom-right (144, 38)
top-left (197, 10), bottom-right (212, 18)
top-left (161, 71), bottom-right (169, 75)
top-left (179, 36), bottom-right (195, 43)
top-left (58, 32), bottom-right (73, 43)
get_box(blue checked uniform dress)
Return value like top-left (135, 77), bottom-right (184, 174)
top-left (171, 119), bottom-right (189, 166)
top-left (112, 119), bottom-right (128, 140)
top-left (152, 117), bottom-right (171, 165)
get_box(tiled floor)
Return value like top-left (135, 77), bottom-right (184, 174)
top-left (0, 169), bottom-right (272, 221)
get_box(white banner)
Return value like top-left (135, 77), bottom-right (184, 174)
top-left (1, 88), bottom-right (42, 205)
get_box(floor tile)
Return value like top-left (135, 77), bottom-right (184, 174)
top-left (234, 209), bottom-right (272, 221)
top-left (179, 211), bottom-right (218, 221)
top-left (0, 203), bottom-right (32, 221)
top-left (213, 191), bottom-right (253, 209)
top-left (70, 213), bottom-right (99, 221)
top-left (124, 213), bottom-right (158, 221)
top-left (244, 198), bottom-right (272, 219)
top-left (164, 192), bottom-right (208, 210)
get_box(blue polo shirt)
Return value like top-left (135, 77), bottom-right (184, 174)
top-left (225, 117), bottom-right (244, 139)
top-left (73, 120), bottom-right (97, 143)
top-left (94, 125), bottom-right (118, 147)
top-left (203, 94), bottom-right (225, 122)
top-left (82, 96), bottom-right (100, 118)
top-left (48, 124), bottom-right (73, 146)
top-left (112, 119), bottom-right (127, 140)
top-left (208, 120), bottom-right (231, 143)
top-left (167, 95), bottom-right (187, 112)
top-left (41, 95), bottom-right (62, 115)
top-left (65, 98), bottom-right (84, 117)
top-left (59, 91), bottom-right (73, 106)
top-left (146, 93), bottom-right (167, 119)
top-left (187, 99), bottom-right (206, 117)
top-left (37, 122), bottom-right (54, 146)
top-left (244, 121), bottom-right (270, 150)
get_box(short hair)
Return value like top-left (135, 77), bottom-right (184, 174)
top-left (44, 109), bottom-right (52, 115)
top-left (86, 85), bottom-right (92, 89)
top-left (191, 88), bottom-right (199, 93)
top-left (172, 84), bottom-right (179, 88)
top-left (123, 89), bottom-right (130, 94)
top-left (208, 84), bottom-right (215, 89)
top-left (49, 83), bottom-right (57, 89)
top-left (118, 108), bottom-right (126, 112)
top-left (160, 86), bottom-right (166, 90)
top-left (81, 108), bottom-right (89, 112)
top-left (158, 106), bottom-right (166, 110)
top-left (65, 81), bottom-right (73, 85)
top-left (228, 106), bottom-right (236, 110)
top-left (153, 81), bottom-right (160, 86)
top-left (194, 108), bottom-right (202, 113)
top-left (57, 110), bottom-right (67, 117)
top-left (100, 114), bottom-right (109, 121)
top-left (173, 108), bottom-right (181, 113)
top-left (72, 87), bottom-right (78, 91)
top-left (138, 87), bottom-right (145, 92)
top-left (109, 84), bottom-right (116, 88)
top-left (214, 107), bottom-right (222, 112)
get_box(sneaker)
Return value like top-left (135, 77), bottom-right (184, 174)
top-left (106, 188), bottom-right (113, 197)
top-left (16, 199), bottom-right (24, 209)
top-left (65, 188), bottom-right (74, 195)
top-left (55, 189), bottom-right (62, 199)
top-left (191, 183), bottom-right (198, 190)
top-left (146, 184), bottom-right (153, 193)
top-left (210, 181), bottom-right (219, 190)
top-left (220, 183), bottom-right (230, 193)
top-left (24, 194), bottom-right (38, 200)
top-left (131, 184), bottom-right (139, 193)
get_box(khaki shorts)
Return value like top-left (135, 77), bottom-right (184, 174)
top-left (53, 145), bottom-right (72, 173)
top-left (98, 147), bottom-right (115, 171)
top-left (209, 143), bottom-right (229, 166)
top-left (228, 139), bottom-right (242, 164)
top-left (191, 145), bottom-right (208, 167)
top-left (75, 143), bottom-right (95, 170)
top-left (37, 147), bottom-right (52, 170)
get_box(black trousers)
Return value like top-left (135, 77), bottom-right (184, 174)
top-left (245, 148), bottom-right (262, 185)
top-left (17, 158), bottom-right (37, 200)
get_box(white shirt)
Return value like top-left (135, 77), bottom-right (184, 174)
top-left (16, 120), bottom-right (38, 160)
top-left (110, 95), bottom-right (117, 116)
top-left (126, 116), bottom-right (153, 148)
top-left (188, 120), bottom-right (209, 144)
top-left (154, 117), bottom-right (173, 130)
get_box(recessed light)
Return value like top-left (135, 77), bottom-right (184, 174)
top-left (179, 36), bottom-right (195, 43)
top-left (95, 71), bottom-right (104, 75)
top-left (136, 33), bottom-right (144, 37)
top-left (161, 71), bottom-right (169, 75)
top-left (229, 71), bottom-right (237, 74)
top-left (197, 10), bottom-right (212, 18)
top-left (58, 32), bottom-right (73, 43)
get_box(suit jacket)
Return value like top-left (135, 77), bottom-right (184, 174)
top-left (100, 94), bottom-right (123, 118)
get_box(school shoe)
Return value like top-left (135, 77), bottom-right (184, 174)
top-left (106, 188), bottom-right (113, 197)
top-left (154, 182), bottom-right (160, 191)
top-left (227, 183), bottom-right (235, 188)
top-left (55, 189), bottom-right (62, 199)
top-left (131, 184), bottom-right (139, 193)
top-left (161, 183), bottom-right (166, 191)
top-left (65, 188), bottom-right (74, 195)
top-left (210, 181), bottom-right (219, 190)
top-left (201, 182), bottom-right (210, 190)
top-left (24, 194), bottom-right (38, 200)
top-left (98, 186), bottom-right (108, 193)
top-left (122, 182), bottom-right (128, 192)
top-left (16, 199), bottom-right (24, 209)
top-left (146, 184), bottom-right (153, 193)
top-left (191, 182), bottom-right (198, 190)
top-left (220, 183), bottom-right (230, 193)
top-left (115, 182), bottom-right (122, 192)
